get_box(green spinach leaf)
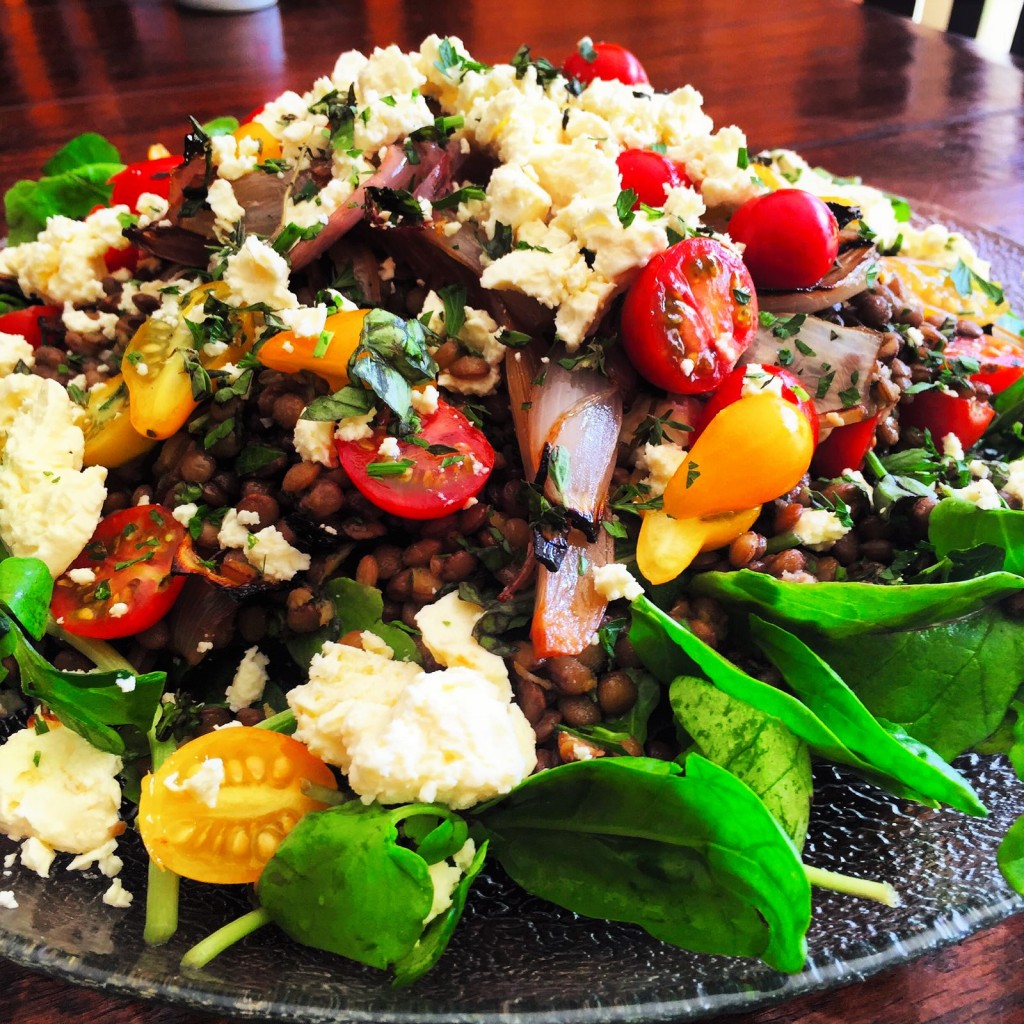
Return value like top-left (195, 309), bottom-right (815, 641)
top-left (41, 132), bottom-right (121, 176)
top-left (750, 617), bottom-right (984, 815)
top-left (928, 498), bottom-right (1024, 575)
top-left (814, 605), bottom-right (1024, 759)
top-left (0, 556), bottom-right (54, 639)
top-left (477, 755), bottom-right (809, 974)
top-left (670, 675), bottom-right (813, 847)
top-left (691, 568), bottom-right (1024, 639)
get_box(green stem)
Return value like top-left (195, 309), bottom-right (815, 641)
top-left (181, 908), bottom-right (272, 970)
top-left (764, 531), bottom-right (801, 555)
top-left (46, 620), bottom-right (135, 674)
top-left (143, 862), bottom-right (180, 945)
top-left (256, 708), bottom-right (296, 734)
top-left (863, 449), bottom-right (886, 481)
top-left (804, 864), bottom-right (900, 907)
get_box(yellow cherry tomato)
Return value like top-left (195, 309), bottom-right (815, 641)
top-left (138, 727), bottom-right (338, 885)
top-left (233, 121), bottom-right (283, 163)
top-left (258, 308), bottom-right (369, 391)
top-left (123, 284), bottom-right (253, 440)
top-left (879, 256), bottom-right (1009, 327)
top-left (81, 375), bottom-right (157, 468)
top-left (663, 392), bottom-right (814, 521)
top-left (637, 506), bottom-right (761, 585)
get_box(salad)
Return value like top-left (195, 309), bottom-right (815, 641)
top-left (0, 32), bottom-right (1023, 988)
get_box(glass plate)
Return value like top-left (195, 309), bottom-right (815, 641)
top-left (1, 208), bottom-right (1023, 1023)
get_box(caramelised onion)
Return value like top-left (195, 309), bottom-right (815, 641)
top-left (757, 242), bottom-right (877, 315)
top-left (168, 576), bottom-right (241, 666)
top-left (741, 314), bottom-right (884, 431)
top-left (532, 528), bottom-right (613, 659)
top-left (507, 342), bottom-right (622, 534)
top-left (290, 139), bottom-right (457, 270)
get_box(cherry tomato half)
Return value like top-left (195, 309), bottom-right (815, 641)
top-left (728, 189), bottom-right (840, 290)
top-left (621, 236), bottom-right (758, 394)
top-left (139, 727), bottom-right (338, 885)
top-left (811, 414), bottom-right (878, 479)
top-left (109, 155), bottom-right (181, 210)
top-left (945, 332), bottom-right (1024, 395)
top-left (0, 305), bottom-right (61, 348)
top-left (899, 388), bottom-right (995, 452)
top-left (698, 363), bottom-right (819, 443)
top-left (616, 149), bottom-right (691, 209)
top-left (563, 41), bottom-right (649, 85)
top-left (51, 505), bottom-right (186, 639)
top-left (337, 402), bottom-right (495, 520)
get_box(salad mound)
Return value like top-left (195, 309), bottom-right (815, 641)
top-left (0, 33), bottom-right (1023, 984)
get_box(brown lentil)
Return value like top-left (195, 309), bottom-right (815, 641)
top-left (597, 671), bottom-right (638, 716)
top-left (729, 530), bottom-right (767, 568)
top-left (547, 657), bottom-right (596, 696)
top-left (558, 695), bottom-right (602, 728)
top-left (301, 478), bottom-right (345, 519)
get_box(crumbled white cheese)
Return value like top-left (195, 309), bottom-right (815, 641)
top-left (279, 304), bottom-right (329, 340)
top-left (244, 526), bottom-right (311, 581)
top-left (223, 236), bottom-right (299, 310)
top-left (359, 630), bottom-right (394, 659)
top-left (0, 891), bottom-right (17, 910)
top-left (0, 722), bottom-right (123, 861)
top-left (163, 757), bottom-right (225, 809)
top-left (1003, 457), bottom-right (1024, 503)
top-left (207, 178), bottom-right (247, 241)
top-left (102, 877), bottom-right (133, 908)
top-left (592, 563), bottom-right (644, 602)
top-left (211, 132), bottom-right (262, 180)
top-left (226, 646), bottom-right (270, 712)
top-left (0, 332), bottom-right (35, 375)
top-left (335, 408), bottom-right (377, 442)
top-left (108, 602), bottom-right (129, 619)
top-left (293, 416), bottom-right (338, 466)
top-left (637, 442), bottom-right (688, 498)
top-left (410, 384), bottom-right (440, 416)
top-left (944, 478), bottom-right (1004, 510)
top-left (941, 432), bottom-right (965, 461)
top-left (65, 837), bottom-right (123, 878)
top-left (424, 837), bottom-right (476, 924)
top-left (377, 436), bottom-right (402, 460)
top-left (114, 675), bottom-right (136, 693)
top-left (68, 567), bottom-right (97, 585)
top-left (793, 508), bottom-right (852, 551)
top-left (289, 643), bottom-right (535, 809)
top-left (20, 836), bottom-right (56, 878)
top-left (217, 507), bottom-right (262, 548)
top-left (172, 502), bottom-right (199, 527)
top-left (415, 591), bottom-right (510, 695)
top-left (0, 378), bottom-right (107, 576)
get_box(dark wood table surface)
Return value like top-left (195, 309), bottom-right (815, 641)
top-left (1, 1), bottom-right (1023, 1021)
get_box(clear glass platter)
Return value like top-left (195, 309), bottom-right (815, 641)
top-left (1, 207), bottom-right (1023, 1023)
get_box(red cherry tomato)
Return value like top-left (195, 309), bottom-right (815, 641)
top-left (336, 402), bottom-right (495, 520)
top-left (103, 245), bottom-right (140, 275)
top-left (728, 189), bottom-right (840, 290)
top-left (621, 236), bottom-right (758, 394)
top-left (899, 389), bottom-right (995, 452)
top-left (51, 506), bottom-right (187, 639)
top-left (616, 149), bottom-right (691, 209)
top-left (945, 333), bottom-right (1024, 395)
top-left (242, 103), bottom-right (267, 124)
top-left (0, 305), bottom-right (61, 348)
top-left (109, 155), bottom-right (181, 210)
top-left (811, 414), bottom-right (878, 479)
top-left (698, 363), bottom-right (819, 443)
top-left (563, 41), bottom-right (649, 85)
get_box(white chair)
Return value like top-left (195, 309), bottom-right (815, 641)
top-left (864, 0), bottom-right (1024, 56)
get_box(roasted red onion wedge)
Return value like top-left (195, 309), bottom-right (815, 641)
top-left (531, 528), bottom-right (613, 659)
top-left (757, 242), bottom-right (877, 315)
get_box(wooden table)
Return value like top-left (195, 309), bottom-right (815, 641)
top-left (1, 1), bottom-right (1023, 1021)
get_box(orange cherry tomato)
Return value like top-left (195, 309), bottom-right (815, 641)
top-left (258, 308), bottom-right (369, 391)
top-left (663, 391), bottom-right (814, 520)
top-left (139, 728), bottom-right (338, 885)
top-left (233, 121), bottom-right (283, 162)
top-left (50, 506), bottom-right (186, 639)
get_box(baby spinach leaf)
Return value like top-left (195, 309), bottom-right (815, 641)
top-left (750, 617), bottom-right (985, 816)
top-left (928, 498), bottom-right (1024, 575)
top-left (3, 611), bottom-right (164, 754)
top-left (814, 605), bottom-right (1024, 760)
top-left (997, 815), bottom-right (1024, 896)
top-left (392, 839), bottom-right (488, 987)
top-left (285, 577), bottom-right (418, 668)
top-left (257, 803), bottom-right (474, 975)
top-left (41, 132), bottom-right (120, 176)
top-left (670, 674), bottom-right (813, 847)
top-left (630, 596), bottom-right (978, 810)
top-left (477, 755), bottom-right (810, 974)
top-left (5, 132), bottom-right (124, 244)
top-left (0, 556), bottom-right (54, 639)
top-left (690, 568), bottom-right (1024, 639)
